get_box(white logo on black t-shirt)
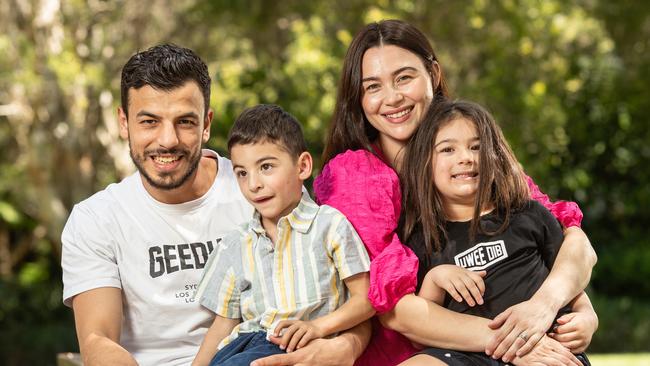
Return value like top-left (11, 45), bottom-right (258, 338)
top-left (454, 240), bottom-right (508, 271)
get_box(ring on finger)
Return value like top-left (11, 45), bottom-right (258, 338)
top-left (518, 331), bottom-right (528, 341)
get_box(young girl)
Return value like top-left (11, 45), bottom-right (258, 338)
top-left (400, 100), bottom-right (591, 366)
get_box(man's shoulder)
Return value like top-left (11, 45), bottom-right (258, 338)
top-left (72, 171), bottom-right (140, 214)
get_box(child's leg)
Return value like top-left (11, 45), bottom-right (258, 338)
top-left (408, 348), bottom-right (505, 366)
top-left (211, 332), bottom-right (284, 366)
top-left (398, 354), bottom-right (448, 366)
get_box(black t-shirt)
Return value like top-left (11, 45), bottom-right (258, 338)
top-left (404, 200), bottom-right (568, 319)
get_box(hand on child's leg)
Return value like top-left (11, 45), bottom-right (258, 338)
top-left (548, 312), bottom-right (596, 353)
top-left (273, 320), bottom-right (324, 352)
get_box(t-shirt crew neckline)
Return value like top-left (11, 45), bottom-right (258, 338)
top-left (137, 149), bottom-right (225, 213)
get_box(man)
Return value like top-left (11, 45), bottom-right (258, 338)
top-left (62, 44), bottom-right (369, 366)
top-left (61, 44), bottom-right (252, 366)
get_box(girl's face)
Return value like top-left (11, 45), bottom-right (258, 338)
top-left (361, 45), bottom-right (434, 153)
top-left (432, 118), bottom-right (480, 209)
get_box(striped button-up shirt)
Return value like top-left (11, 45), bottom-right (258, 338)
top-left (196, 193), bottom-right (370, 349)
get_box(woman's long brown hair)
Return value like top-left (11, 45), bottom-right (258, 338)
top-left (401, 100), bottom-right (530, 257)
top-left (322, 19), bottom-right (449, 165)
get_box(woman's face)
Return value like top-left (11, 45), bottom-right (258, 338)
top-left (360, 45), bottom-right (434, 149)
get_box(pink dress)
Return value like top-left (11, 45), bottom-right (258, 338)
top-left (313, 149), bottom-right (583, 366)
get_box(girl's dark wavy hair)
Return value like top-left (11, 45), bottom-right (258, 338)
top-left (401, 100), bottom-right (529, 257)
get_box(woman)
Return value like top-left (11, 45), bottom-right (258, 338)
top-left (253, 20), bottom-right (597, 366)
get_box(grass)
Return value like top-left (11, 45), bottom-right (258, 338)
top-left (590, 353), bottom-right (650, 366)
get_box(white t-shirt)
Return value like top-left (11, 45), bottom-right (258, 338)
top-left (62, 150), bottom-right (252, 366)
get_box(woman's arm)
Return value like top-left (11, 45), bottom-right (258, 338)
top-left (482, 178), bottom-right (597, 360)
top-left (380, 294), bottom-right (492, 350)
top-left (485, 227), bottom-right (597, 360)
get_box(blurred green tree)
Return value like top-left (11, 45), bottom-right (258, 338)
top-left (1, 0), bottom-right (648, 363)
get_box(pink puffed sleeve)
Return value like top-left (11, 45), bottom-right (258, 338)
top-left (526, 174), bottom-right (583, 228)
top-left (314, 150), bottom-right (418, 314)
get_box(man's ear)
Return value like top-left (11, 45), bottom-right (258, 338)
top-left (118, 107), bottom-right (129, 140)
top-left (202, 109), bottom-right (213, 143)
top-left (297, 151), bottom-right (313, 181)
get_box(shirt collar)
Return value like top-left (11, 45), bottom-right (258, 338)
top-left (249, 192), bottom-right (319, 235)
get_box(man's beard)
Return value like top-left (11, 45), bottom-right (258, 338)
top-left (129, 143), bottom-right (202, 191)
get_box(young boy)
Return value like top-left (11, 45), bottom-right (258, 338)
top-left (192, 104), bottom-right (374, 366)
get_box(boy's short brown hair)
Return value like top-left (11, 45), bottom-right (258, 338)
top-left (228, 104), bottom-right (307, 159)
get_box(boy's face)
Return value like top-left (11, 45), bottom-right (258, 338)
top-left (231, 141), bottom-right (312, 228)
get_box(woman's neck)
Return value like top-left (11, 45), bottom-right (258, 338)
top-left (377, 135), bottom-right (406, 170)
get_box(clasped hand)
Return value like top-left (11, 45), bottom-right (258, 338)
top-left (272, 320), bottom-right (325, 353)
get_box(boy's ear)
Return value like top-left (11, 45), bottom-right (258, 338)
top-left (297, 151), bottom-right (313, 181)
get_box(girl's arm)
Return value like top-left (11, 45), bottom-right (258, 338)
top-left (192, 316), bottom-right (240, 366)
top-left (549, 292), bottom-right (598, 353)
top-left (420, 265), bottom-right (486, 307)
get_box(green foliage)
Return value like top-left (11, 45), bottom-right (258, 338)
top-left (590, 294), bottom-right (650, 352)
top-left (0, 0), bottom-right (648, 363)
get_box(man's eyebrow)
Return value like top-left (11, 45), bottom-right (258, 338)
top-left (136, 110), bottom-right (161, 119)
top-left (135, 111), bottom-right (201, 120)
top-left (176, 112), bottom-right (200, 120)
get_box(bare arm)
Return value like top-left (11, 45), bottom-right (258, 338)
top-left (254, 320), bottom-right (372, 366)
top-left (313, 273), bottom-right (375, 334)
top-left (486, 227), bottom-right (597, 359)
top-left (71, 287), bottom-right (138, 366)
top-left (192, 315), bottom-right (240, 366)
top-left (379, 294), bottom-right (493, 351)
top-left (418, 269), bottom-right (446, 304)
top-left (549, 292), bottom-right (598, 353)
top-left (273, 273), bottom-right (375, 352)
top-left (527, 227), bottom-right (596, 313)
top-left (419, 265), bottom-right (487, 307)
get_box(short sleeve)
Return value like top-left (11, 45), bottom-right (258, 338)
top-left (529, 201), bottom-right (565, 269)
top-left (526, 174), bottom-right (583, 228)
top-left (61, 204), bottom-right (122, 307)
top-left (314, 150), bottom-right (418, 314)
top-left (326, 210), bottom-right (371, 280)
top-left (196, 232), bottom-right (243, 318)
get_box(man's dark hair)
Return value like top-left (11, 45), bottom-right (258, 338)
top-left (120, 44), bottom-right (211, 117)
top-left (228, 104), bottom-right (307, 159)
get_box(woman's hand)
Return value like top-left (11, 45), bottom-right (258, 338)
top-left (548, 311), bottom-right (598, 353)
top-left (427, 264), bottom-right (486, 306)
top-left (511, 334), bottom-right (582, 366)
top-left (485, 297), bottom-right (556, 363)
